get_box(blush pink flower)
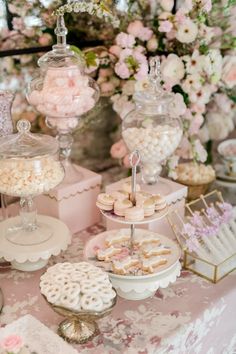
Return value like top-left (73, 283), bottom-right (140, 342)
top-left (116, 33), bottom-right (135, 49)
top-left (159, 20), bottom-right (173, 33)
top-left (115, 62), bottom-right (130, 79)
top-left (0, 335), bottom-right (24, 353)
top-left (123, 154), bottom-right (131, 168)
top-left (222, 55), bottom-right (236, 89)
top-left (138, 27), bottom-right (153, 41)
top-left (100, 81), bottom-right (115, 95)
top-left (38, 33), bottom-right (52, 46)
top-left (189, 114), bottom-right (204, 135)
top-left (175, 9), bottom-right (187, 24)
top-left (110, 139), bottom-right (128, 159)
top-left (127, 20), bottom-right (144, 37)
top-left (109, 45), bottom-right (122, 57)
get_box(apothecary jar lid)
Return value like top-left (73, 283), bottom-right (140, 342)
top-left (0, 119), bottom-right (59, 159)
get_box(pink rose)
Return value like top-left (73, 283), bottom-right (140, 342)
top-left (109, 45), bottom-right (122, 57)
top-left (222, 56), bottom-right (236, 89)
top-left (38, 33), bottom-right (52, 46)
top-left (0, 335), bottom-right (24, 353)
top-left (175, 9), bottom-right (186, 24)
top-left (127, 20), bottom-right (144, 37)
top-left (159, 20), bottom-right (173, 33)
top-left (116, 33), bottom-right (135, 49)
top-left (110, 139), bottom-right (128, 159)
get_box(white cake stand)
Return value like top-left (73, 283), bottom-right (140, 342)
top-left (0, 215), bottom-right (71, 271)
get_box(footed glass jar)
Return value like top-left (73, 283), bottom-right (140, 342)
top-left (27, 15), bottom-right (100, 184)
top-left (122, 57), bottom-right (182, 185)
top-left (0, 119), bottom-right (64, 246)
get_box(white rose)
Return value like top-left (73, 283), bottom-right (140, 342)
top-left (222, 55), bottom-right (236, 89)
top-left (176, 19), bottom-right (198, 43)
top-left (159, 0), bottom-right (174, 12)
top-left (161, 54), bottom-right (185, 85)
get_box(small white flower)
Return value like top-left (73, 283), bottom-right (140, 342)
top-left (176, 19), bottom-right (198, 43)
top-left (161, 54), bottom-right (185, 85)
top-left (182, 74), bottom-right (203, 93)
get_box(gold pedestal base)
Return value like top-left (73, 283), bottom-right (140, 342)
top-left (58, 318), bottom-right (99, 344)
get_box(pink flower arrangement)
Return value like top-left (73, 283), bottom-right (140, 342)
top-left (0, 335), bottom-right (24, 354)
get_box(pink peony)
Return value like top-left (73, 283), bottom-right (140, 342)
top-left (110, 139), bottom-right (128, 159)
top-left (175, 9), bottom-right (187, 24)
top-left (115, 62), bottom-right (130, 79)
top-left (38, 33), bottom-right (52, 46)
top-left (159, 20), bottom-right (173, 33)
top-left (127, 20), bottom-right (144, 37)
top-left (116, 33), bottom-right (135, 49)
top-left (0, 335), bottom-right (24, 353)
top-left (109, 45), bottom-right (122, 57)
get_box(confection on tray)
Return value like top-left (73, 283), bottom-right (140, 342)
top-left (40, 262), bottom-right (116, 312)
top-left (96, 181), bottom-right (167, 221)
top-left (93, 230), bottom-right (172, 276)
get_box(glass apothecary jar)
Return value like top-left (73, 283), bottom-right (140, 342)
top-left (0, 119), bottom-right (64, 246)
top-left (26, 15), bottom-right (100, 184)
top-left (122, 57), bottom-right (183, 185)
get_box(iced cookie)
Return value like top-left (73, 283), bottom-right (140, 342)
top-left (141, 256), bottom-right (167, 273)
top-left (96, 246), bottom-right (123, 261)
top-left (112, 256), bottom-right (140, 275)
top-left (142, 244), bottom-right (171, 258)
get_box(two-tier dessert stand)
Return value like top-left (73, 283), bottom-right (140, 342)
top-left (85, 151), bottom-right (181, 300)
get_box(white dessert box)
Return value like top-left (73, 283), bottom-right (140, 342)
top-left (35, 165), bottom-right (102, 233)
top-left (105, 176), bottom-right (187, 238)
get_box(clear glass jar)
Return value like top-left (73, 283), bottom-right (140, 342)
top-left (0, 119), bottom-right (64, 246)
top-left (26, 15), bottom-right (100, 184)
top-left (122, 57), bottom-right (182, 185)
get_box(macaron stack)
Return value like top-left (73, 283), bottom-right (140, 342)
top-left (96, 181), bottom-right (167, 222)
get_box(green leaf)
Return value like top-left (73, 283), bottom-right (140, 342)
top-left (172, 85), bottom-right (190, 105)
top-left (85, 51), bottom-right (98, 68)
top-left (199, 44), bottom-right (209, 55)
top-left (229, 95), bottom-right (236, 104)
top-left (70, 45), bottom-right (83, 58)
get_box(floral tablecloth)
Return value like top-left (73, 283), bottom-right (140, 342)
top-left (0, 224), bottom-right (236, 354)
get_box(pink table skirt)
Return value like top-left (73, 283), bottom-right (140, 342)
top-left (0, 224), bottom-right (236, 354)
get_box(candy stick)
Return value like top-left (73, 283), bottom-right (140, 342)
top-left (201, 209), bottom-right (231, 257)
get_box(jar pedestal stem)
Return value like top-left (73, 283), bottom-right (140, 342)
top-left (6, 197), bottom-right (52, 246)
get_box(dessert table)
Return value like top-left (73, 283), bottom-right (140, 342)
top-left (0, 223), bottom-right (236, 354)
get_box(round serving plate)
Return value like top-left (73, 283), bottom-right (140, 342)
top-left (0, 215), bottom-right (71, 271)
top-left (84, 229), bottom-right (181, 300)
top-left (100, 205), bottom-right (168, 225)
top-left (215, 164), bottom-right (236, 183)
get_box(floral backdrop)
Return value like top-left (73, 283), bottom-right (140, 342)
top-left (0, 0), bottom-right (236, 172)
